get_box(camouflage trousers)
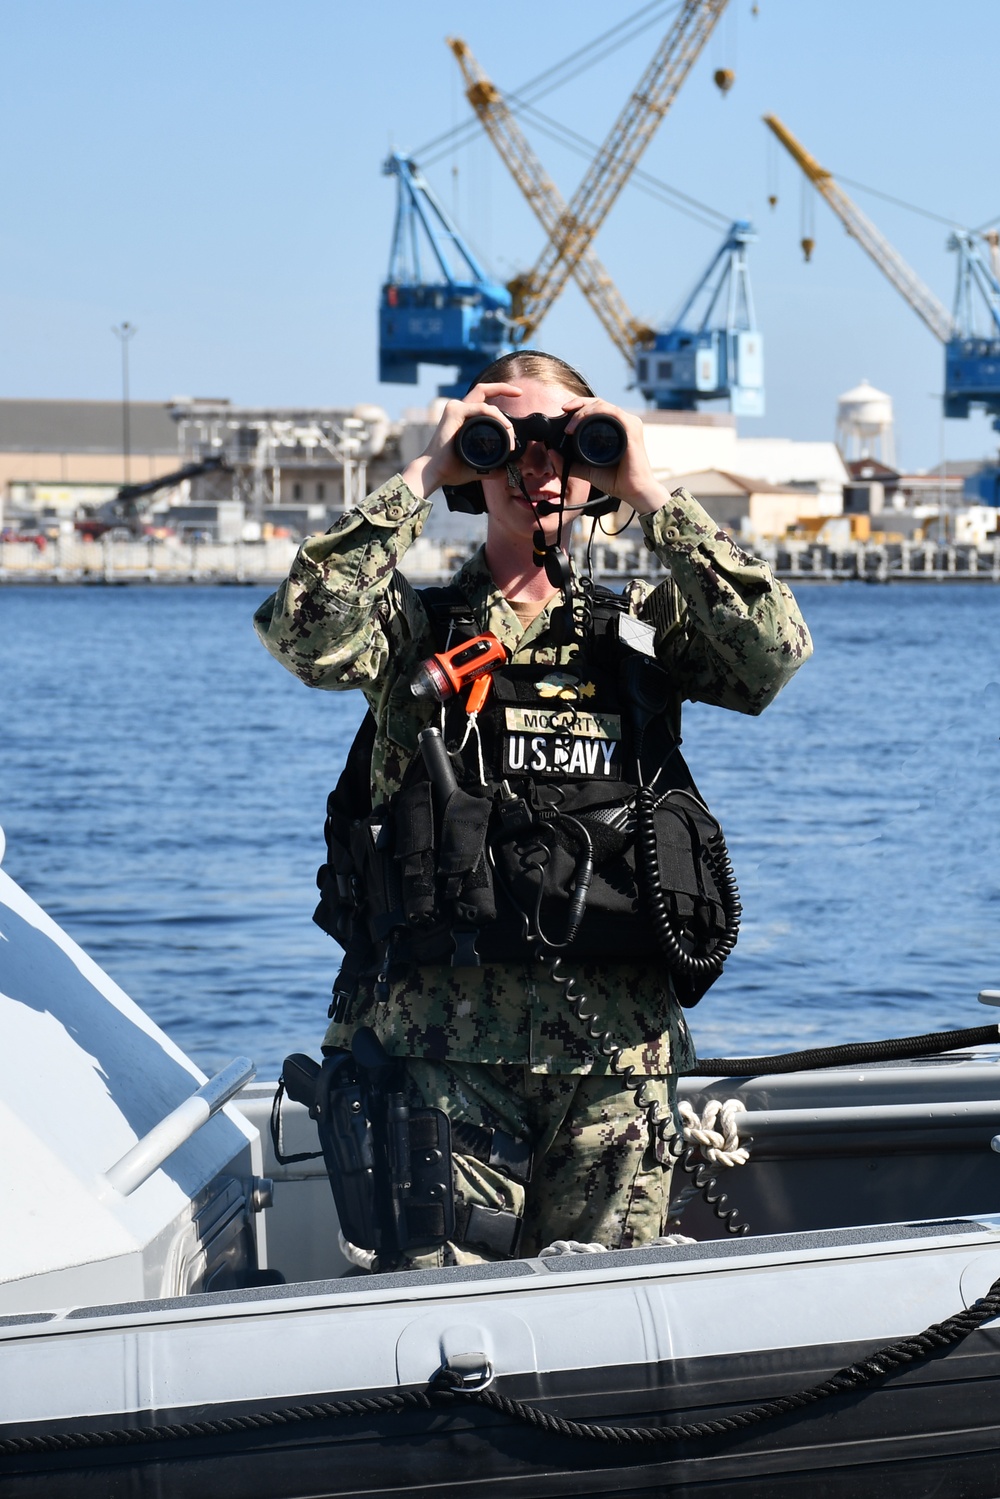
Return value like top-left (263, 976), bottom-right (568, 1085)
top-left (393, 1059), bottom-right (680, 1271)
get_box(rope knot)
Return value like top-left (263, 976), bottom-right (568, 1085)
top-left (678, 1098), bottom-right (750, 1167)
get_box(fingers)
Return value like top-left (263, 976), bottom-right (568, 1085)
top-left (421, 384), bottom-right (524, 488)
top-left (562, 396), bottom-right (611, 435)
top-left (441, 390), bottom-right (521, 465)
top-left (561, 395), bottom-right (639, 436)
top-left (442, 385), bottom-right (523, 440)
top-left (557, 396), bottom-right (656, 506)
top-left (467, 382), bottom-right (523, 401)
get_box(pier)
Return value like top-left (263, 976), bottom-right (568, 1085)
top-left (771, 538), bottom-right (1000, 583)
top-left (588, 537), bottom-right (1000, 586)
top-left (5, 533), bottom-right (1000, 587)
top-left (0, 535), bottom-right (300, 586)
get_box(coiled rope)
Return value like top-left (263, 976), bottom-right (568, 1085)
top-left (534, 949), bottom-right (752, 1233)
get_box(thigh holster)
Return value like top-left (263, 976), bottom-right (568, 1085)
top-left (276, 1036), bottom-right (534, 1265)
top-left (279, 1032), bottom-right (454, 1261)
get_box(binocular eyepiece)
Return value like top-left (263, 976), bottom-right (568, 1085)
top-left (454, 410), bottom-right (627, 476)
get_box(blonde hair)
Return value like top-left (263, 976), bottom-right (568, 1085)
top-left (467, 349), bottom-right (593, 399)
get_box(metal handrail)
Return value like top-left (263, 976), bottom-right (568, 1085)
top-left (736, 1098), bottom-right (1000, 1138)
top-left (103, 1056), bottom-right (256, 1197)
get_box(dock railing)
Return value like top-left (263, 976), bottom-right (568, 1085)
top-left (585, 537), bottom-right (1000, 585)
top-left (0, 536), bottom-right (300, 585)
top-left (4, 534), bottom-right (1000, 586)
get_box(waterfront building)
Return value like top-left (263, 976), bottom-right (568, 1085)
top-left (0, 400), bottom-right (178, 533)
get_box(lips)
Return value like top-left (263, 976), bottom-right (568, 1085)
top-left (510, 488), bottom-right (560, 504)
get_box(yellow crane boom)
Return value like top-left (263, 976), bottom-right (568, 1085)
top-left (515, 0), bottom-right (730, 343)
top-left (763, 113), bottom-right (954, 345)
top-left (447, 37), bottom-right (653, 362)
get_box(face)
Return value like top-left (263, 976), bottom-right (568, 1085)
top-left (480, 377), bottom-right (592, 548)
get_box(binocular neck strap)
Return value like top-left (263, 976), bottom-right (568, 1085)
top-left (505, 461), bottom-right (575, 640)
top-left (509, 460), bottom-right (571, 560)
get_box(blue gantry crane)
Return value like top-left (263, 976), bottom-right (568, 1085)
top-left (944, 230), bottom-right (1000, 425)
top-left (382, 4), bottom-right (740, 399)
top-left (635, 220), bottom-right (765, 414)
top-left (378, 153), bottom-right (512, 396)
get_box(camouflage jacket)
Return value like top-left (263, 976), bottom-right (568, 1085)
top-left (254, 474), bottom-right (812, 1074)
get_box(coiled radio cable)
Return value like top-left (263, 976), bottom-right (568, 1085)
top-left (533, 944), bottom-right (749, 1236)
top-left (635, 784), bottom-right (741, 981)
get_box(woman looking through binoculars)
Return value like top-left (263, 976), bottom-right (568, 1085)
top-left (255, 349), bottom-right (812, 1270)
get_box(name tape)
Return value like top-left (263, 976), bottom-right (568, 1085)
top-left (504, 706), bottom-right (622, 740)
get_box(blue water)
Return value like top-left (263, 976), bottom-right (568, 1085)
top-left (1, 582), bottom-right (998, 1076)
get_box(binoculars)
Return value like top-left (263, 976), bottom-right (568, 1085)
top-left (454, 410), bottom-right (627, 475)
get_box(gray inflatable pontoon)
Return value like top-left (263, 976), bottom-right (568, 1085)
top-left (3, 826), bottom-right (1000, 1498)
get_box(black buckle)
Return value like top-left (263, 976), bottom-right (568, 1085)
top-left (328, 988), bottom-right (353, 1024)
top-left (462, 1204), bottom-right (521, 1257)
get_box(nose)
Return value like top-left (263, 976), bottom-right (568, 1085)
top-left (519, 439), bottom-right (558, 478)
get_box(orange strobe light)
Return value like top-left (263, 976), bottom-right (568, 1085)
top-left (409, 633), bottom-right (508, 703)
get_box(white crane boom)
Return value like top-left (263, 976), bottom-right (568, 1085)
top-left (447, 37), bottom-right (652, 361)
top-left (764, 113), bottom-right (954, 344)
top-left (517, 0), bottom-right (730, 342)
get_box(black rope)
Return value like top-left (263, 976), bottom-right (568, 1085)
top-left (685, 1023), bottom-right (1000, 1077)
top-left (470, 1270), bottom-right (1000, 1443)
top-left (0, 1390), bottom-right (436, 1457)
top-left (6, 1271), bottom-right (1000, 1457)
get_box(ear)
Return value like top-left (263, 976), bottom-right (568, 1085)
top-left (443, 482), bottom-right (486, 515)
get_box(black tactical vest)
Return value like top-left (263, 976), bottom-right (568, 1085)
top-left (315, 586), bottom-right (739, 1010)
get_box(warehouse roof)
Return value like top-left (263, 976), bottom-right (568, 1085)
top-left (0, 400), bottom-right (179, 455)
top-left (670, 468), bottom-right (807, 497)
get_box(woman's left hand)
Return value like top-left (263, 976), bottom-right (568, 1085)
top-left (561, 398), bottom-right (669, 516)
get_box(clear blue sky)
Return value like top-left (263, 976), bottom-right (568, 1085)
top-left (2, 0), bottom-right (997, 471)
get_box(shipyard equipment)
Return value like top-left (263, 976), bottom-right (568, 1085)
top-left (501, 0), bottom-right (730, 343)
top-left (379, 153), bottom-right (512, 396)
top-left (92, 456), bottom-right (230, 537)
top-left (636, 220), bottom-right (764, 413)
top-left (765, 114), bottom-right (1000, 430)
top-left (447, 36), bottom-right (653, 366)
top-left (450, 0), bottom-right (729, 347)
top-left (380, 1), bottom-right (739, 398)
top-left (446, 7), bottom-right (761, 415)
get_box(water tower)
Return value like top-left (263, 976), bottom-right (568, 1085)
top-left (836, 380), bottom-right (895, 467)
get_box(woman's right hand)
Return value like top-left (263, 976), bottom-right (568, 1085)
top-left (400, 382), bottom-right (522, 498)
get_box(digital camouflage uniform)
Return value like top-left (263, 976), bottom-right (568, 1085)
top-left (254, 474), bottom-right (812, 1265)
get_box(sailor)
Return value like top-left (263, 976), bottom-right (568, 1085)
top-left (254, 350), bottom-right (812, 1269)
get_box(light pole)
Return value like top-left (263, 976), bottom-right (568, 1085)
top-left (111, 322), bottom-right (137, 485)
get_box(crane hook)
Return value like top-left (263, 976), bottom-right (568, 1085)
top-left (713, 68), bottom-right (735, 96)
top-left (800, 236), bottom-right (815, 263)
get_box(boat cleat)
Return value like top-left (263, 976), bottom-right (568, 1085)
top-left (433, 1351), bottom-right (496, 1393)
